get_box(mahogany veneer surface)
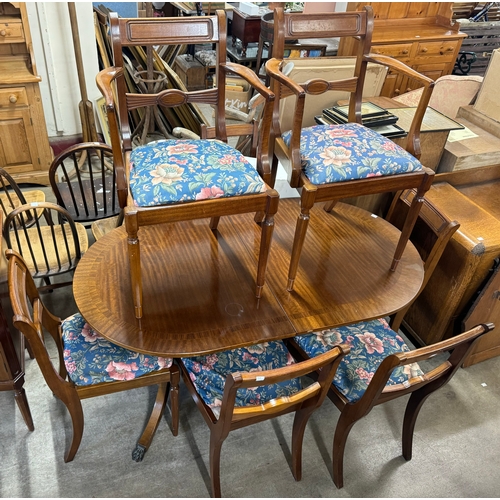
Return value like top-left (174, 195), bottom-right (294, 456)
top-left (73, 199), bottom-right (423, 357)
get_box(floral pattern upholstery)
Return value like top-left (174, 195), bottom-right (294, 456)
top-left (129, 139), bottom-right (266, 207)
top-left (282, 123), bottom-right (422, 185)
top-left (62, 313), bottom-right (173, 387)
top-left (294, 318), bottom-right (424, 403)
top-left (182, 341), bottom-right (301, 418)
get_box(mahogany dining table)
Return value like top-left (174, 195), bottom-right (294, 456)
top-left (73, 198), bottom-right (424, 357)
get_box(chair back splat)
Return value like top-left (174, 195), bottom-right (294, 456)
top-left (96, 11), bottom-right (279, 319)
top-left (266, 6), bottom-right (436, 291)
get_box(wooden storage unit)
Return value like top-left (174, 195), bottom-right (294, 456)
top-left (338, 3), bottom-right (466, 97)
top-left (402, 166), bottom-right (500, 366)
top-left (0, 2), bottom-right (51, 185)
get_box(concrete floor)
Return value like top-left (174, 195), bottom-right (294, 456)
top-left (1, 190), bottom-right (500, 498)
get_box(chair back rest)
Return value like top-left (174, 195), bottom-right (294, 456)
top-left (216, 345), bottom-right (349, 431)
top-left (366, 323), bottom-right (494, 409)
top-left (108, 11), bottom-right (228, 150)
top-left (49, 142), bottom-right (120, 224)
top-left (269, 7), bottom-right (373, 124)
top-left (3, 202), bottom-right (84, 279)
top-left (6, 249), bottom-right (70, 394)
top-left (386, 189), bottom-right (460, 330)
top-left (0, 168), bottom-right (29, 220)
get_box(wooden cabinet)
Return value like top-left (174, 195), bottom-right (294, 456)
top-left (338, 3), bottom-right (467, 97)
top-left (0, 2), bottom-right (51, 185)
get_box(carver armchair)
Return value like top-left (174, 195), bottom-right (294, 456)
top-left (178, 340), bottom-right (348, 497)
top-left (286, 190), bottom-right (494, 488)
top-left (266, 6), bottom-right (435, 291)
top-left (96, 11), bottom-right (279, 319)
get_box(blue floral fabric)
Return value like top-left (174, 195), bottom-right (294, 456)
top-left (294, 318), bottom-right (424, 403)
top-left (282, 123), bottom-right (422, 185)
top-left (61, 313), bottom-right (173, 387)
top-left (182, 341), bottom-right (301, 418)
top-left (129, 139), bottom-right (266, 206)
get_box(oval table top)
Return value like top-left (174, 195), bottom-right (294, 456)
top-left (73, 199), bottom-right (424, 357)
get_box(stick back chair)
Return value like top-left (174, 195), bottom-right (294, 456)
top-left (3, 202), bottom-right (88, 292)
top-left (0, 167), bottom-right (45, 227)
top-left (266, 6), bottom-right (435, 291)
top-left (96, 11), bottom-right (279, 319)
top-left (6, 249), bottom-right (179, 463)
top-left (286, 191), bottom-right (495, 488)
top-left (49, 142), bottom-right (122, 226)
top-left (178, 340), bottom-right (349, 497)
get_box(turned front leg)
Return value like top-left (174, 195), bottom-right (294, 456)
top-left (125, 210), bottom-right (143, 319)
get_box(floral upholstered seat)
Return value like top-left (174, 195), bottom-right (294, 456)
top-left (62, 313), bottom-right (173, 387)
top-left (129, 139), bottom-right (266, 207)
top-left (281, 123), bottom-right (423, 185)
top-left (182, 340), bottom-right (301, 417)
top-left (294, 318), bottom-right (424, 403)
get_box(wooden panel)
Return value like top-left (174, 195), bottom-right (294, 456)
top-left (370, 43), bottom-right (412, 60)
top-left (0, 21), bottom-right (24, 44)
top-left (414, 40), bottom-right (459, 62)
top-left (0, 85), bottom-right (27, 106)
top-left (0, 108), bottom-right (35, 169)
top-left (462, 261), bottom-right (500, 366)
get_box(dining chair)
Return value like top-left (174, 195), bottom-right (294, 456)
top-left (0, 168), bottom-right (45, 226)
top-left (285, 190), bottom-right (495, 488)
top-left (49, 142), bottom-right (122, 227)
top-left (266, 6), bottom-right (435, 291)
top-left (96, 11), bottom-right (279, 319)
top-left (3, 202), bottom-right (88, 292)
top-left (177, 341), bottom-right (349, 497)
top-left (6, 249), bottom-right (179, 463)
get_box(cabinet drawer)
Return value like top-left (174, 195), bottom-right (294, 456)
top-left (370, 43), bottom-right (413, 60)
top-left (415, 41), bottom-right (458, 62)
top-left (0, 87), bottom-right (28, 107)
top-left (0, 22), bottom-right (24, 44)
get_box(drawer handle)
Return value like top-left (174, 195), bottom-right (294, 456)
top-left (402, 49), bottom-right (409, 55)
top-left (0, 30), bottom-right (6, 37)
top-left (447, 47), bottom-right (454, 51)
top-left (9, 95), bottom-right (18, 103)
top-left (422, 47), bottom-right (428, 53)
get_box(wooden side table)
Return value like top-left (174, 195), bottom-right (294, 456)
top-left (230, 8), bottom-right (263, 57)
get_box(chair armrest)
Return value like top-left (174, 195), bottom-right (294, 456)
top-left (221, 62), bottom-right (275, 102)
top-left (364, 54), bottom-right (435, 159)
top-left (95, 67), bottom-right (128, 209)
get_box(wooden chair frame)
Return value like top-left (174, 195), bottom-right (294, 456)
top-left (0, 167), bottom-right (44, 228)
top-left (96, 11), bottom-right (279, 319)
top-left (285, 191), bottom-right (493, 488)
top-left (49, 142), bottom-right (122, 226)
top-left (288, 323), bottom-right (493, 488)
top-left (3, 202), bottom-right (87, 292)
top-left (6, 249), bottom-right (180, 463)
top-left (266, 6), bottom-right (436, 291)
top-left (177, 344), bottom-right (349, 497)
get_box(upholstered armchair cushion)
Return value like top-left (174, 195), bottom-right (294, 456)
top-left (129, 139), bottom-right (266, 206)
top-left (294, 318), bottom-right (424, 403)
top-left (182, 341), bottom-right (301, 418)
top-left (62, 313), bottom-right (173, 386)
top-left (282, 123), bottom-right (422, 185)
